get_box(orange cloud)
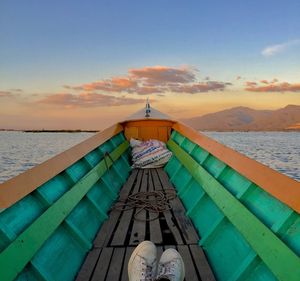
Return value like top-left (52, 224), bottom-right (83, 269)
top-left (64, 65), bottom-right (230, 95)
top-left (245, 81), bottom-right (257, 87)
top-left (0, 91), bottom-right (14, 98)
top-left (37, 93), bottom-right (145, 108)
top-left (245, 80), bottom-right (300, 92)
top-left (135, 86), bottom-right (165, 95)
top-left (169, 81), bottom-right (229, 93)
top-left (66, 77), bottom-right (138, 92)
top-left (129, 65), bottom-right (195, 85)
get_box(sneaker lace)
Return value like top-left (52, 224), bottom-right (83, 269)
top-left (158, 261), bottom-right (176, 277)
top-left (140, 261), bottom-right (154, 281)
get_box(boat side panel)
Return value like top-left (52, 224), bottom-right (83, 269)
top-left (0, 123), bottom-right (124, 210)
top-left (172, 122), bottom-right (300, 214)
top-left (0, 132), bottom-right (131, 281)
top-left (170, 130), bottom-right (300, 256)
top-left (165, 131), bottom-right (300, 281)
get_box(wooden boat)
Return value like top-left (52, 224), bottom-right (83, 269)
top-left (0, 102), bottom-right (300, 281)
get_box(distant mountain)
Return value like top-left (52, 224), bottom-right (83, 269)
top-left (182, 105), bottom-right (300, 131)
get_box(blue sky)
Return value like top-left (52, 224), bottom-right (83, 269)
top-left (0, 0), bottom-right (299, 129)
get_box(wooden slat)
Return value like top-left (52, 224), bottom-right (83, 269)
top-left (105, 247), bottom-right (126, 280)
top-left (120, 247), bottom-right (134, 281)
top-left (111, 209), bottom-right (134, 246)
top-left (129, 170), bottom-right (147, 245)
top-left (75, 248), bottom-right (101, 281)
top-left (111, 170), bottom-right (143, 246)
top-left (91, 247), bottom-right (114, 281)
top-left (177, 245), bottom-right (199, 281)
top-left (94, 170), bottom-right (138, 248)
top-left (148, 170), bottom-right (163, 244)
top-left (189, 245), bottom-right (216, 281)
top-left (151, 169), bottom-right (184, 244)
top-left (157, 246), bottom-right (164, 261)
top-left (157, 168), bottom-right (199, 244)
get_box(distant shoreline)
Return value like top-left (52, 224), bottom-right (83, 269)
top-left (0, 129), bottom-right (299, 133)
top-left (0, 129), bottom-right (99, 133)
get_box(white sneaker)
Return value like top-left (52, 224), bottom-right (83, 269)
top-left (128, 241), bottom-right (157, 281)
top-left (156, 249), bottom-right (185, 281)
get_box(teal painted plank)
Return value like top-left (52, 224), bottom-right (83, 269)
top-left (66, 159), bottom-right (91, 182)
top-left (37, 172), bottom-right (73, 204)
top-left (0, 195), bottom-right (47, 251)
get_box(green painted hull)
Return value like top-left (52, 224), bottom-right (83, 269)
top-left (0, 132), bottom-right (131, 281)
top-left (165, 130), bottom-right (300, 281)
top-left (0, 127), bottom-right (300, 281)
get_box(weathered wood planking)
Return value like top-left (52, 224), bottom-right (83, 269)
top-left (148, 170), bottom-right (163, 244)
top-left (129, 169), bottom-right (147, 245)
top-left (156, 168), bottom-right (199, 244)
top-left (76, 168), bottom-right (216, 281)
top-left (94, 169), bottom-right (138, 248)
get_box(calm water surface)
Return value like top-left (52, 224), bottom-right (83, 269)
top-left (0, 132), bottom-right (94, 183)
top-left (204, 132), bottom-right (300, 181)
top-left (0, 131), bottom-right (299, 183)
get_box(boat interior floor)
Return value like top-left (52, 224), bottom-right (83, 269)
top-left (76, 168), bottom-right (216, 281)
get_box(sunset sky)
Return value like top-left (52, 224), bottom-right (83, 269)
top-left (1, 0), bottom-right (300, 130)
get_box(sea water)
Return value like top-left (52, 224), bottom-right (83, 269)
top-left (0, 131), bottom-right (299, 183)
top-left (204, 131), bottom-right (300, 181)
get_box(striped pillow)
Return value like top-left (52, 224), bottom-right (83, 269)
top-left (130, 138), bottom-right (172, 168)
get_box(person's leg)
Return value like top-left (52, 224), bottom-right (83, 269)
top-left (128, 241), bottom-right (157, 281)
top-left (156, 249), bottom-right (185, 281)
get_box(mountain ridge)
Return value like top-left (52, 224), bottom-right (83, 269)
top-left (182, 105), bottom-right (300, 131)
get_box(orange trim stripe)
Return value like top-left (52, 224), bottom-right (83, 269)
top-left (0, 123), bottom-right (123, 209)
top-left (173, 122), bottom-right (300, 214)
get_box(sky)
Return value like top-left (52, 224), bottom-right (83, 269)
top-left (0, 0), bottom-right (300, 130)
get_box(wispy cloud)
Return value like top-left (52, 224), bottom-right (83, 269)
top-left (37, 93), bottom-right (145, 108)
top-left (245, 79), bottom-right (300, 92)
top-left (65, 65), bottom-right (230, 95)
top-left (129, 65), bottom-right (196, 85)
top-left (261, 39), bottom-right (300, 57)
top-left (0, 91), bottom-right (14, 98)
top-left (169, 81), bottom-right (229, 93)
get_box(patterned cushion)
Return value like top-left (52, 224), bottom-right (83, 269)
top-left (130, 138), bottom-right (172, 168)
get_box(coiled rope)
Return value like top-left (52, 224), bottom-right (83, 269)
top-left (112, 189), bottom-right (176, 221)
top-left (104, 151), bottom-right (176, 222)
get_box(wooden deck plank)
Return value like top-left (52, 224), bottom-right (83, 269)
top-left (157, 246), bottom-right (164, 261)
top-left (177, 245), bottom-right (199, 281)
top-left (94, 170), bottom-right (138, 248)
top-left (75, 248), bottom-right (101, 281)
top-left (91, 247), bottom-right (114, 281)
top-left (105, 247), bottom-right (126, 281)
top-left (151, 169), bottom-right (184, 244)
top-left (156, 168), bottom-right (199, 244)
top-left (120, 247), bottom-right (134, 281)
top-left (111, 170), bottom-right (143, 246)
top-left (148, 170), bottom-right (163, 244)
top-left (129, 169), bottom-right (148, 245)
top-left (189, 245), bottom-right (216, 281)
